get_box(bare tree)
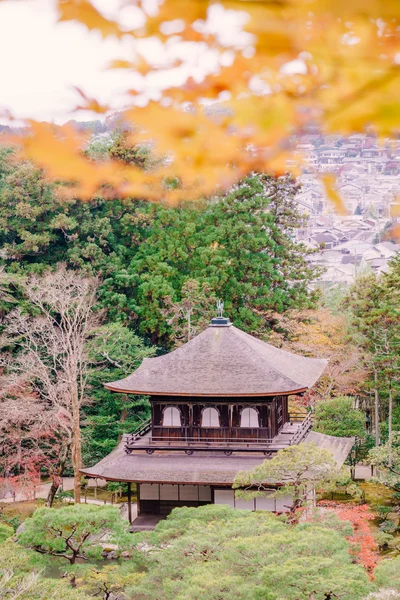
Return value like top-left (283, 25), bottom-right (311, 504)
top-left (2, 266), bottom-right (101, 503)
top-left (162, 279), bottom-right (217, 346)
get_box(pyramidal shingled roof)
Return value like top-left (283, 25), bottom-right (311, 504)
top-left (105, 321), bottom-right (328, 397)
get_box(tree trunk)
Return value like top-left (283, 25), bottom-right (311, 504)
top-left (374, 369), bottom-right (380, 446)
top-left (71, 382), bottom-right (82, 504)
top-left (46, 481), bottom-right (59, 508)
top-left (46, 443), bottom-right (70, 507)
top-left (388, 385), bottom-right (393, 467)
top-left (72, 437), bottom-right (82, 504)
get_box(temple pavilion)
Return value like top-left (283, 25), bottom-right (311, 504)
top-left (81, 314), bottom-right (354, 530)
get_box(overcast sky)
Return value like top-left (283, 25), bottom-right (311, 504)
top-left (0, 0), bottom-right (258, 124)
top-left (0, 0), bottom-right (143, 122)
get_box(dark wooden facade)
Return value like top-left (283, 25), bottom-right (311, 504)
top-left (149, 395), bottom-right (289, 444)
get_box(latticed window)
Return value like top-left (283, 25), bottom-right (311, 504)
top-left (201, 407), bottom-right (220, 427)
top-left (162, 406), bottom-right (182, 427)
top-left (240, 407), bottom-right (259, 428)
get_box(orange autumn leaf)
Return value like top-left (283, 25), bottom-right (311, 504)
top-left (387, 224), bottom-right (400, 240)
top-left (13, 122), bottom-right (114, 198)
top-left (57, 0), bottom-right (127, 39)
top-left (2, 0), bottom-right (400, 209)
top-left (107, 60), bottom-right (136, 70)
top-left (322, 175), bottom-right (348, 216)
top-left (72, 87), bottom-right (110, 114)
top-left (390, 202), bottom-right (400, 218)
top-left (319, 503), bottom-right (378, 575)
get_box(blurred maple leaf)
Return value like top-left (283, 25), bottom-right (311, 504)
top-left (390, 203), bottom-right (400, 218)
top-left (57, 0), bottom-right (127, 38)
top-left (0, 0), bottom-right (399, 233)
top-left (321, 175), bottom-right (347, 216)
top-left (72, 86), bottom-right (110, 114)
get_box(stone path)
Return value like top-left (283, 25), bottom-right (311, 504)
top-left (0, 477), bottom-right (75, 503)
top-left (0, 476), bottom-right (136, 523)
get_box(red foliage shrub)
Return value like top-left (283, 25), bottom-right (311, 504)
top-left (318, 502), bottom-right (379, 577)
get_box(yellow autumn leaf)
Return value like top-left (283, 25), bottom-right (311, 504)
top-left (2, 0), bottom-right (400, 204)
top-left (107, 60), bottom-right (136, 70)
top-left (57, 0), bottom-right (127, 39)
top-left (384, 224), bottom-right (400, 241)
top-left (72, 87), bottom-right (110, 114)
top-left (390, 203), bottom-right (400, 218)
top-left (322, 175), bottom-right (348, 216)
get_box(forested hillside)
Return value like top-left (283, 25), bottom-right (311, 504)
top-left (1, 0), bottom-right (400, 598)
top-left (0, 134), bottom-right (399, 490)
top-left (0, 140), bottom-right (323, 470)
top-left (0, 143), bottom-right (399, 599)
top-left (0, 143), bottom-right (319, 345)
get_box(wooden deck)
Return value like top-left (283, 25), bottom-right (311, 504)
top-left (125, 414), bottom-right (313, 456)
top-left (130, 514), bottom-right (165, 532)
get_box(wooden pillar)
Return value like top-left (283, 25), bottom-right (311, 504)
top-left (270, 398), bottom-right (276, 437)
top-left (284, 395), bottom-right (289, 424)
top-left (127, 482), bottom-right (132, 524)
top-left (189, 403), bottom-right (193, 439)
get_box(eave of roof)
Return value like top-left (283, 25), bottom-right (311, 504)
top-left (103, 387), bottom-right (308, 397)
top-left (80, 438), bottom-right (266, 485)
top-left (80, 432), bottom-right (354, 483)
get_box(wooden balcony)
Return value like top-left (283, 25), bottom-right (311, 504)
top-left (151, 426), bottom-right (271, 443)
top-left (125, 412), bottom-right (313, 456)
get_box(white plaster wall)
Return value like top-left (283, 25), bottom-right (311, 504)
top-left (140, 484), bottom-right (160, 500)
top-left (254, 491), bottom-right (276, 511)
top-left (179, 485), bottom-right (199, 500)
top-left (159, 484), bottom-right (179, 500)
top-left (214, 489), bottom-right (235, 507)
top-left (235, 497), bottom-right (255, 510)
top-left (275, 496), bottom-right (293, 513)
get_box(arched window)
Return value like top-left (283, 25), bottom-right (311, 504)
top-left (162, 406), bottom-right (182, 427)
top-left (240, 407), bottom-right (259, 428)
top-left (201, 407), bottom-right (220, 427)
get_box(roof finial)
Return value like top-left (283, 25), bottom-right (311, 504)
top-left (210, 301), bottom-right (230, 327)
top-left (216, 299), bottom-right (224, 318)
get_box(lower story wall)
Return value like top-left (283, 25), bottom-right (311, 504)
top-left (139, 483), bottom-right (212, 515)
top-left (138, 483), bottom-right (292, 515)
top-left (214, 489), bottom-right (291, 512)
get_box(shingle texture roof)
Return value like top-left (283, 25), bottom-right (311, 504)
top-left (304, 431), bottom-right (355, 467)
top-left (105, 324), bottom-right (328, 396)
top-left (81, 437), bottom-right (264, 485)
top-left (81, 431), bottom-right (354, 484)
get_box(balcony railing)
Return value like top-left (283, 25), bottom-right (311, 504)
top-left (124, 412), bottom-right (312, 456)
top-left (151, 426), bottom-right (272, 444)
top-left (289, 412), bottom-right (313, 445)
top-left (126, 425), bottom-right (280, 455)
top-left (288, 410), bottom-right (311, 423)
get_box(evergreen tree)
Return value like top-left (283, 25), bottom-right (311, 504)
top-left (132, 505), bottom-right (372, 600)
top-left (127, 173), bottom-right (320, 342)
top-left (313, 396), bottom-right (365, 438)
top-left (344, 268), bottom-right (400, 446)
top-left (0, 151), bottom-right (319, 348)
top-left (83, 323), bottom-right (156, 465)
